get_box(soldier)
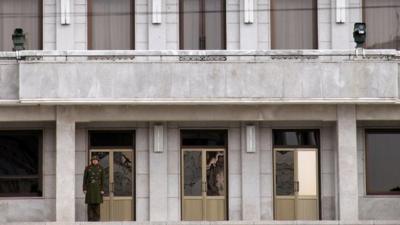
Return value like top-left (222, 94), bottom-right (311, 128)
top-left (83, 155), bottom-right (105, 221)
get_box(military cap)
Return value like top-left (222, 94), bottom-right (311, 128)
top-left (91, 155), bottom-right (99, 161)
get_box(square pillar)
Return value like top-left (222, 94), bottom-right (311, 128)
top-left (337, 105), bottom-right (358, 220)
top-left (56, 0), bottom-right (75, 50)
top-left (240, 0), bottom-right (258, 49)
top-left (241, 124), bottom-right (261, 220)
top-left (56, 106), bottom-right (76, 221)
top-left (148, 0), bottom-right (167, 49)
top-left (149, 124), bottom-right (168, 221)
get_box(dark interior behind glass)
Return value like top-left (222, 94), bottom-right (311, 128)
top-left (181, 130), bottom-right (227, 147)
top-left (273, 130), bottom-right (319, 147)
top-left (366, 130), bottom-right (400, 194)
top-left (89, 131), bottom-right (134, 148)
top-left (0, 131), bottom-right (42, 197)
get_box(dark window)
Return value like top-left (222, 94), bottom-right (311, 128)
top-left (366, 130), bottom-right (400, 195)
top-left (181, 130), bottom-right (227, 147)
top-left (180, 0), bottom-right (226, 50)
top-left (0, 131), bottom-right (42, 197)
top-left (273, 130), bottom-right (319, 147)
top-left (88, 0), bottom-right (134, 50)
top-left (271, 0), bottom-right (317, 49)
top-left (89, 131), bottom-right (134, 148)
top-left (363, 0), bottom-right (400, 49)
top-left (0, 0), bottom-right (42, 51)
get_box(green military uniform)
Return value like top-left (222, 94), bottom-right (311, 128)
top-left (83, 156), bottom-right (105, 221)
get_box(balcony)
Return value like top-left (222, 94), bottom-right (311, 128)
top-left (0, 50), bottom-right (399, 105)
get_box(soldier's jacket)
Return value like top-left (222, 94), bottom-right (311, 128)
top-left (83, 164), bottom-right (105, 204)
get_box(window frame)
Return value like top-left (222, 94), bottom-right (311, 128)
top-left (87, 0), bottom-right (135, 50)
top-left (0, 130), bottom-right (43, 198)
top-left (365, 129), bottom-right (400, 195)
top-left (270, 0), bottom-right (318, 50)
top-left (179, 0), bottom-right (227, 50)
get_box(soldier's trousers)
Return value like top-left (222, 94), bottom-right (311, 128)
top-left (87, 204), bottom-right (100, 221)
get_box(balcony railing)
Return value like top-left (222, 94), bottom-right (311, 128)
top-left (0, 49), bottom-right (398, 62)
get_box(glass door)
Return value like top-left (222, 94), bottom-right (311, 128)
top-left (182, 148), bottom-right (227, 220)
top-left (89, 149), bottom-right (134, 221)
top-left (274, 148), bottom-right (319, 220)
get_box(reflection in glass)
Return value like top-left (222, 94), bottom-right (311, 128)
top-left (91, 152), bottom-right (110, 195)
top-left (184, 151), bottom-right (202, 196)
top-left (297, 151), bottom-right (317, 196)
top-left (113, 152), bottom-right (133, 196)
top-left (276, 151), bottom-right (294, 196)
top-left (206, 151), bottom-right (225, 196)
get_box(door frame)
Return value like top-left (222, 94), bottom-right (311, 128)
top-left (273, 147), bottom-right (321, 220)
top-left (87, 129), bottom-right (136, 221)
top-left (88, 149), bottom-right (135, 221)
top-left (181, 147), bottom-right (228, 220)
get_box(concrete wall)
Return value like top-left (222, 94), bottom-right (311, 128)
top-left (0, 123), bottom-right (56, 222)
top-left (0, 63), bottom-right (18, 100)
top-left (18, 61), bottom-right (398, 103)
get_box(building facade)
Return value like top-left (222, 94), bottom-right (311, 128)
top-left (0, 0), bottom-right (400, 224)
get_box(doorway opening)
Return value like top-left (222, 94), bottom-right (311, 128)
top-left (180, 129), bottom-right (228, 221)
top-left (88, 130), bottom-right (135, 221)
top-left (273, 129), bottom-right (320, 220)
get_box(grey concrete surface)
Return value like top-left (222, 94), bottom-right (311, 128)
top-left (337, 106), bottom-right (358, 220)
top-left (56, 106), bottom-right (76, 221)
top-left (17, 61), bottom-right (398, 103)
top-left (0, 63), bottom-right (18, 100)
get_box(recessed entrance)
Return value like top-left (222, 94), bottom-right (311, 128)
top-left (274, 148), bottom-right (319, 220)
top-left (88, 130), bottom-right (135, 221)
top-left (273, 129), bottom-right (320, 220)
top-left (182, 148), bottom-right (226, 220)
top-left (180, 129), bottom-right (228, 221)
top-left (89, 149), bottom-right (134, 221)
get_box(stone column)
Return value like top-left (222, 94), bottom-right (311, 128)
top-left (241, 124), bottom-right (261, 220)
top-left (149, 124), bottom-right (168, 221)
top-left (56, 106), bottom-right (76, 221)
top-left (336, 105), bottom-right (358, 220)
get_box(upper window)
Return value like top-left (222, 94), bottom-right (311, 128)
top-left (271, 0), bottom-right (317, 49)
top-left (273, 130), bottom-right (319, 147)
top-left (364, 0), bottom-right (400, 49)
top-left (0, 131), bottom-right (42, 197)
top-left (180, 0), bottom-right (226, 50)
top-left (0, 0), bottom-right (42, 51)
top-left (366, 130), bottom-right (400, 195)
top-left (88, 0), bottom-right (134, 50)
top-left (181, 129), bottom-right (227, 147)
top-left (89, 130), bottom-right (135, 148)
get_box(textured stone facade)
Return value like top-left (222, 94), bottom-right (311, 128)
top-left (0, 0), bottom-right (399, 223)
